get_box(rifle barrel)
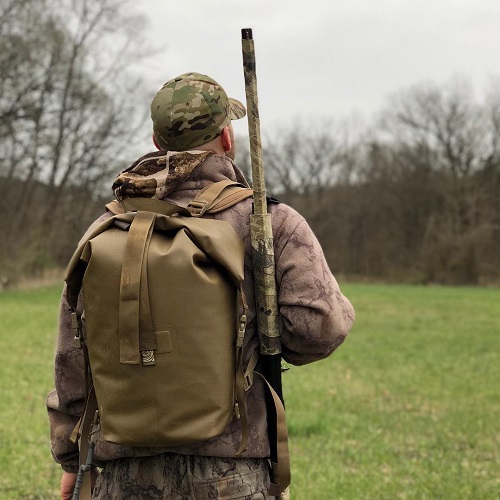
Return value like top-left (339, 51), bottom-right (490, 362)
top-left (241, 29), bottom-right (281, 356)
top-left (241, 28), bottom-right (267, 217)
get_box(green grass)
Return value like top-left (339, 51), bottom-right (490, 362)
top-left (0, 284), bottom-right (499, 498)
top-left (284, 284), bottom-right (500, 499)
top-left (0, 286), bottom-right (62, 499)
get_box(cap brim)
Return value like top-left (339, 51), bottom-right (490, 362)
top-left (229, 98), bottom-right (246, 120)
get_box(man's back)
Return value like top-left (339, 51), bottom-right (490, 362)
top-left (47, 72), bottom-right (355, 499)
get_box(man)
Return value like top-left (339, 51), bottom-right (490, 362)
top-left (47, 72), bottom-right (355, 499)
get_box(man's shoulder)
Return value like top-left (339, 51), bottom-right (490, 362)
top-left (221, 195), bottom-right (304, 224)
top-left (268, 199), bottom-right (306, 232)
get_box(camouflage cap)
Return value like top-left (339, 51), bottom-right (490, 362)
top-left (151, 72), bottom-right (246, 151)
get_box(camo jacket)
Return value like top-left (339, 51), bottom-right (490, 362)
top-left (46, 152), bottom-right (355, 472)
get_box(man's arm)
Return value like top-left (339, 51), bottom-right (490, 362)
top-left (46, 286), bottom-right (86, 471)
top-left (47, 287), bottom-right (102, 497)
top-left (273, 206), bottom-right (355, 365)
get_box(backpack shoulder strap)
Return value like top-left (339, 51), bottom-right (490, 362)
top-left (106, 180), bottom-right (253, 218)
top-left (105, 198), bottom-right (190, 217)
top-left (188, 180), bottom-right (253, 216)
top-left (105, 199), bottom-right (124, 215)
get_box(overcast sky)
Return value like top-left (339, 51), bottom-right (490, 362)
top-left (135, 0), bottom-right (499, 138)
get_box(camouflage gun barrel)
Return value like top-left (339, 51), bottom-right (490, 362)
top-left (241, 28), bottom-right (281, 356)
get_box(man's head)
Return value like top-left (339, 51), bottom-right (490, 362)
top-left (150, 72), bottom-right (246, 152)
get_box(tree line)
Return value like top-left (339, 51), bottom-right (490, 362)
top-left (250, 79), bottom-right (500, 285)
top-left (0, 0), bottom-right (147, 280)
top-left (1, 0), bottom-right (499, 285)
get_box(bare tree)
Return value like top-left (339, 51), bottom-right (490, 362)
top-left (0, 0), bottom-right (150, 277)
top-left (377, 77), bottom-right (500, 283)
top-left (246, 80), bottom-right (500, 284)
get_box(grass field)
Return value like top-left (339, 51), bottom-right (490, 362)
top-left (0, 284), bottom-right (499, 499)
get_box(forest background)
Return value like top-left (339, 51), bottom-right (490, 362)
top-left (1, 0), bottom-right (500, 287)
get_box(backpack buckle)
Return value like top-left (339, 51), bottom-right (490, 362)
top-left (187, 200), bottom-right (206, 216)
top-left (244, 372), bottom-right (254, 391)
top-left (236, 314), bottom-right (247, 348)
top-left (71, 311), bottom-right (82, 349)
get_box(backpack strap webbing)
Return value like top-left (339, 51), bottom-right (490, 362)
top-left (71, 385), bottom-right (98, 500)
top-left (118, 211), bottom-right (157, 364)
top-left (241, 349), bottom-right (291, 496)
top-left (187, 180), bottom-right (253, 216)
top-left (235, 288), bottom-right (250, 457)
top-left (254, 372), bottom-right (291, 496)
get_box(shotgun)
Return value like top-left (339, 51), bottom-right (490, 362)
top-left (241, 28), bottom-right (290, 500)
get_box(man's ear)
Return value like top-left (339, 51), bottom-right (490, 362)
top-left (221, 126), bottom-right (232, 152)
top-left (152, 134), bottom-right (163, 151)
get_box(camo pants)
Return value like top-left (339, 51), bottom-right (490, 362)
top-left (92, 453), bottom-right (272, 499)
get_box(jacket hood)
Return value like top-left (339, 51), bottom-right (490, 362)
top-left (112, 150), bottom-right (249, 203)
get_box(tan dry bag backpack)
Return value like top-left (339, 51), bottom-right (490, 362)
top-left (65, 181), bottom-right (254, 456)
